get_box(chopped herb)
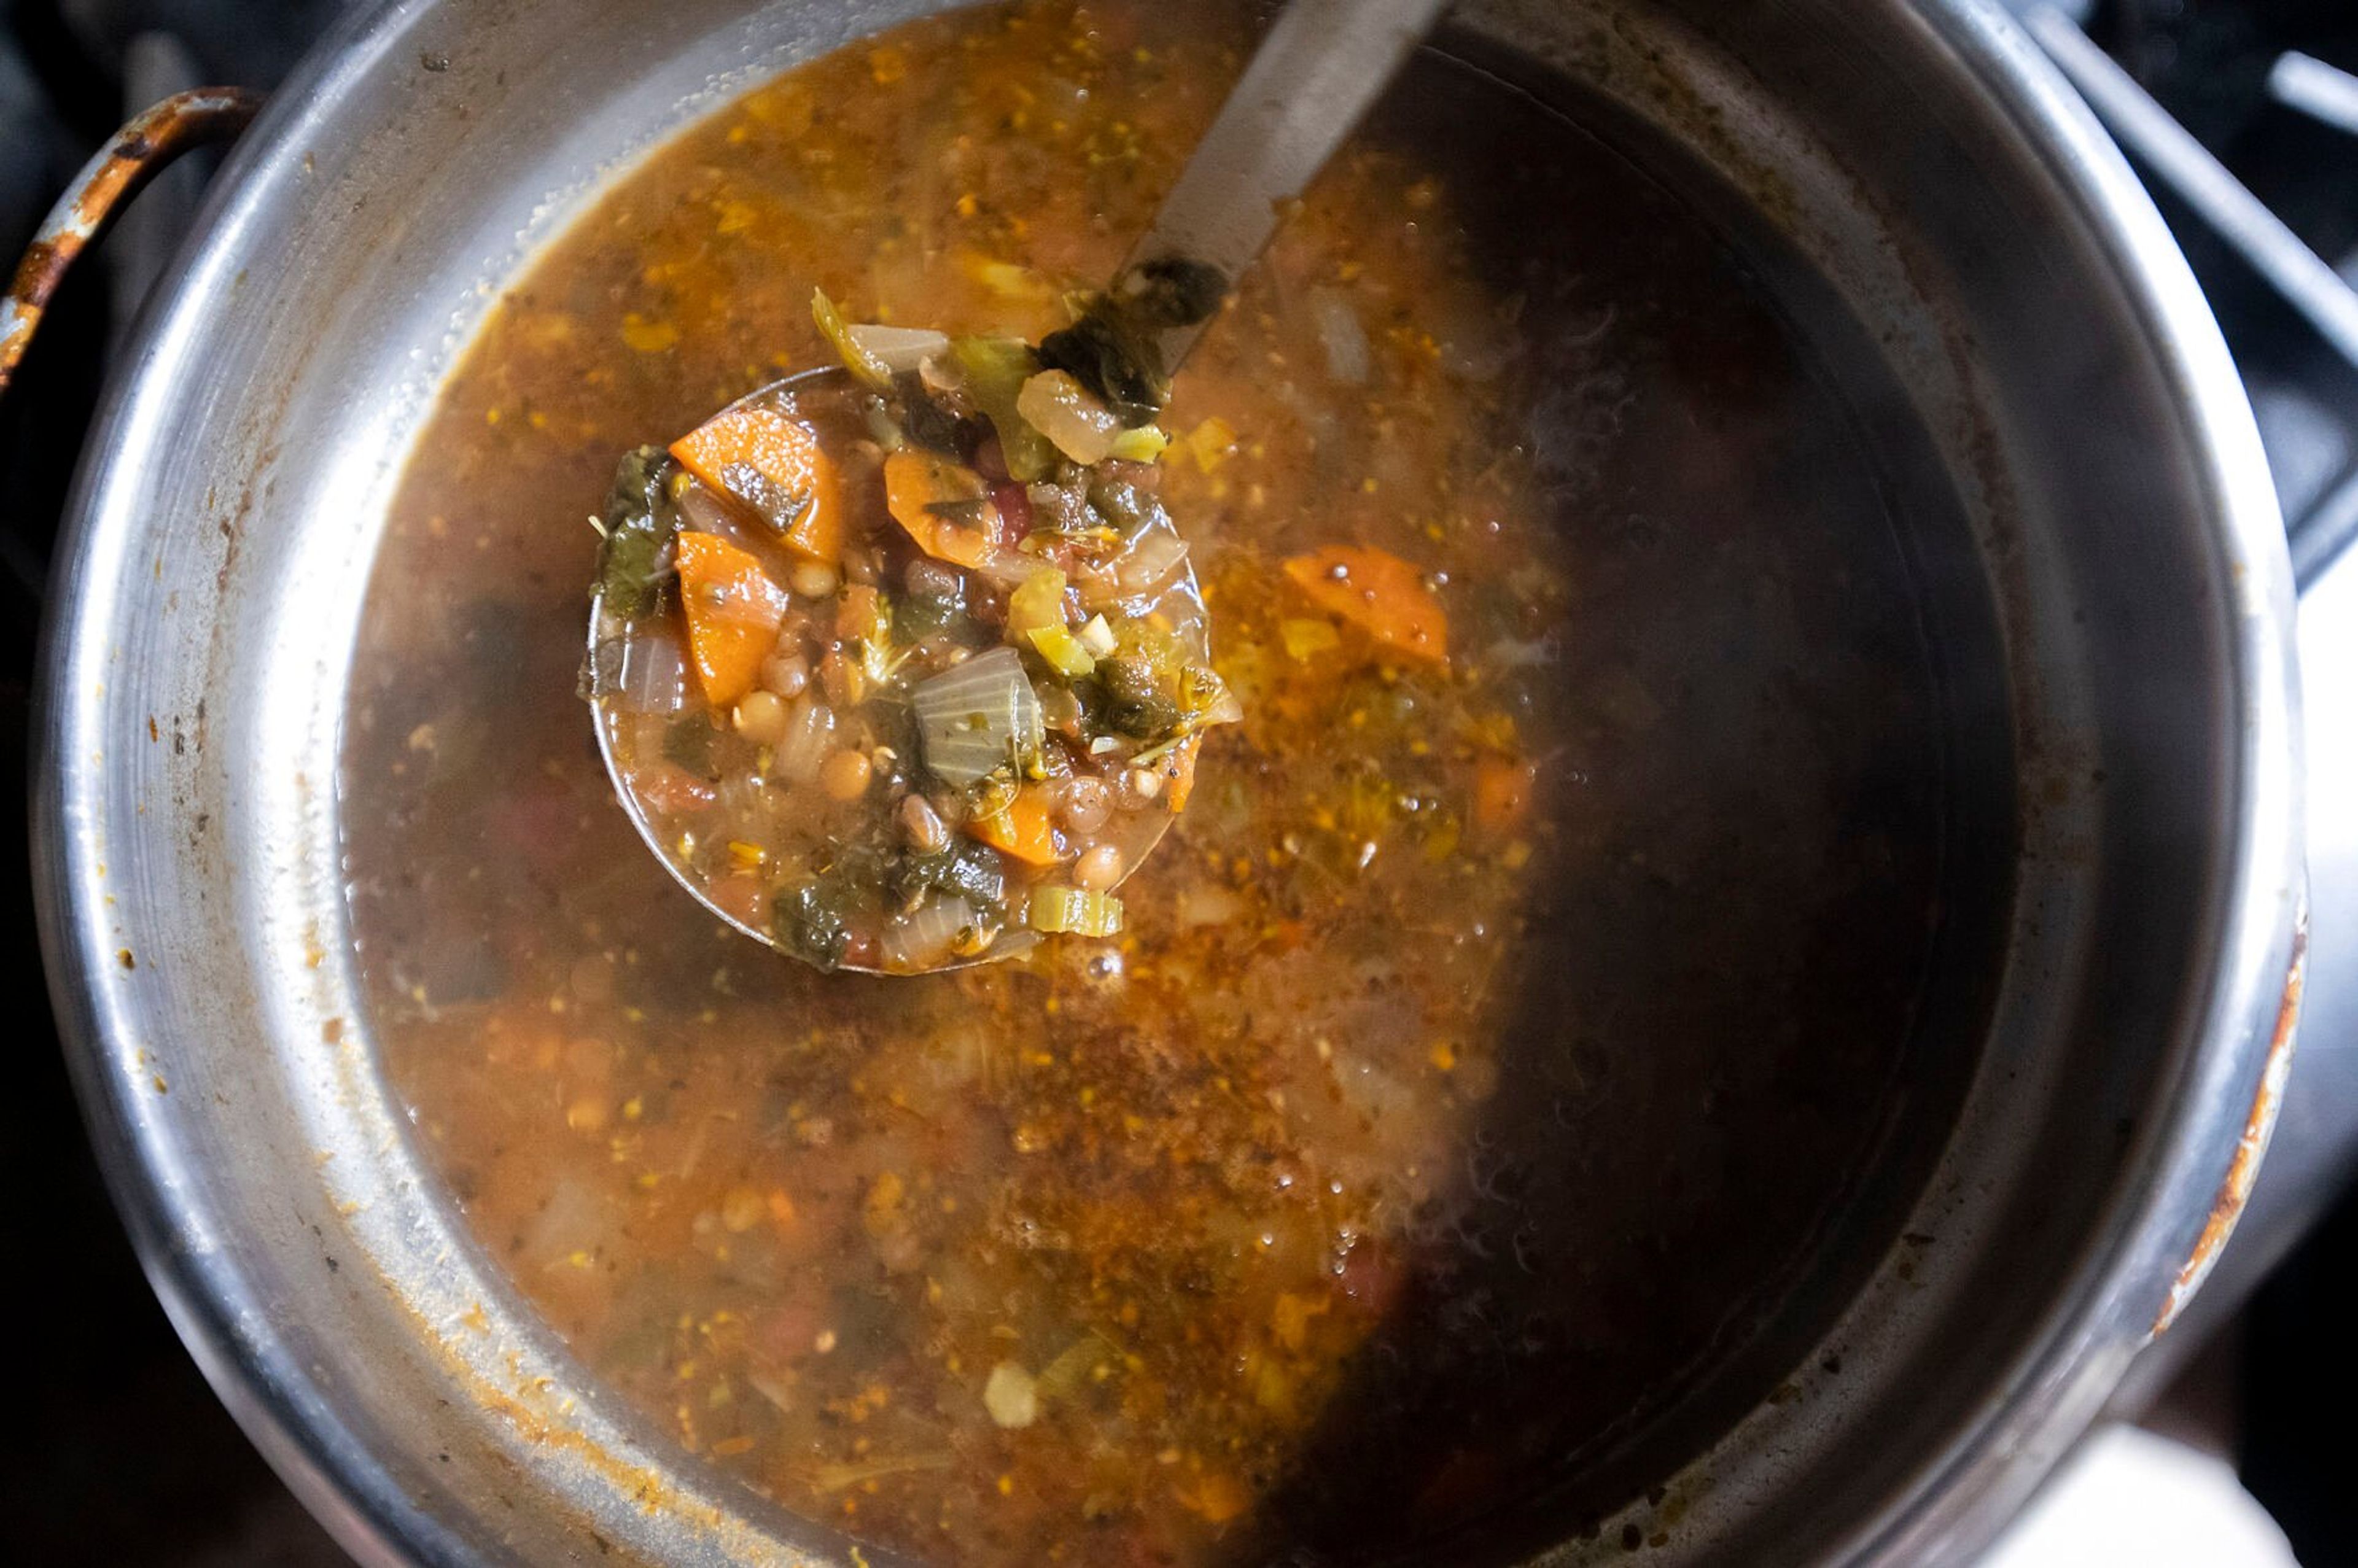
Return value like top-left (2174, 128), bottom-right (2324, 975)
top-left (663, 712), bottom-right (721, 778)
top-left (595, 446), bottom-right (679, 616)
top-left (894, 576), bottom-right (969, 642)
top-left (1115, 255), bottom-right (1230, 331)
top-left (1092, 655), bottom-right (1181, 741)
top-left (1037, 309), bottom-right (1165, 426)
top-left (1037, 256), bottom-right (1229, 424)
top-left (890, 838), bottom-right (1009, 917)
top-left (898, 378), bottom-right (969, 457)
top-left (773, 882), bottom-right (854, 969)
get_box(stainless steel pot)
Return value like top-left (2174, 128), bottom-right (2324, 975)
top-left (26, 0), bottom-right (2307, 1562)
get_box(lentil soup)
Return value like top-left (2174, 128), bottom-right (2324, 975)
top-left (346, 4), bottom-right (1972, 1562)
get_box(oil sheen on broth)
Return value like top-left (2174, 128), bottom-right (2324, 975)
top-left (345, 4), bottom-right (1948, 1562)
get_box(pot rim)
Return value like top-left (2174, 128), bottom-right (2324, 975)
top-left (1821, 6), bottom-right (2305, 1562)
top-left (29, 1), bottom-right (2304, 1564)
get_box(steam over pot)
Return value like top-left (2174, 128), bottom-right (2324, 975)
top-left (31, 1), bottom-right (2303, 1562)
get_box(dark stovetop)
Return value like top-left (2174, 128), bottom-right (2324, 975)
top-left (4, 1), bottom-right (2357, 1563)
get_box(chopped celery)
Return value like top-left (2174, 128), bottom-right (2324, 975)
top-left (1027, 624), bottom-right (1095, 678)
top-left (812, 289), bottom-right (894, 389)
top-left (1108, 424), bottom-right (1169, 463)
top-left (1005, 566), bottom-right (1070, 641)
top-left (1027, 885), bottom-right (1124, 937)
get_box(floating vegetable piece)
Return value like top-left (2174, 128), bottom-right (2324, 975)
top-left (674, 531), bottom-right (792, 707)
top-left (1472, 755), bottom-right (1538, 835)
top-left (1182, 416), bottom-right (1237, 472)
top-left (970, 782), bottom-right (1062, 866)
top-left (1026, 885), bottom-right (1124, 936)
top-left (911, 647), bottom-right (1044, 786)
top-left (983, 1361), bottom-right (1040, 1429)
top-left (846, 322), bottom-right (949, 374)
top-left (1278, 617), bottom-right (1342, 661)
top-left (1017, 370), bottom-right (1125, 465)
top-left (1282, 545), bottom-right (1450, 662)
top-left (884, 449), bottom-right (998, 568)
top-left (811, 288), bottom-right (894, 389)
top-left (669, 403), bottom-right (844, 562)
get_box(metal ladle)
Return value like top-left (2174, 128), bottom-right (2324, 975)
top-left (590, 0), bottom-right (1451, 970)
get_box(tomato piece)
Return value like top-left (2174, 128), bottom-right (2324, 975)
top-left (674, 530), bottom-right (790, 708)
top-left (1282, 545), bottom-right (1450, 663)
top-left (669, 404), bottom-right (844, 562)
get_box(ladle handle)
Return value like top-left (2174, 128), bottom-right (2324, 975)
top-left (1121, 0), bottom-right (1451, 375)
top-left (0, 88), bottom-right (262, 398)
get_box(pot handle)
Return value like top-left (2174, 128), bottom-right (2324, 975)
top-left (0, 88), bottom-right (263, 397)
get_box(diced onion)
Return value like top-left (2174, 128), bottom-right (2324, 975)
top-left (1310, 288), bottom-right (1372, 384)
top-left (1016, 370), bottom-right (1123, 465)
top-left (882, 895), bottom-right (986, 972)
top-left (1112, 524), bottom-right (1189, 596)
top-left (614, 630), bottom-right (691, 715)
top-left (984, 1361), bottom-right (1039, 1429)
top-left (774, 697), bottom-right (835, 783)
top-left (847, 323), bottom-right (951, 374)
top-left (1177, 885), bottom-right (1247, 928)
top-left (912, 646), bottom-right (1044, 786)
top-left (970, 548), bottom-right (1060, 592)
top-left (1199, 684), bottom-right (1245, 726)
top-left (1488, 635), bottom-right (1558, 669)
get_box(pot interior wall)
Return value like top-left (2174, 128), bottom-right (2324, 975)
top-left (36, 1), bottom-right (2281, 1565)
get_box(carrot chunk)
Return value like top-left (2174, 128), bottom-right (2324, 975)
top-left (1162, 732), bottom-right (1205, 814)
top-left (1471, 755), bottom-right (1538, 835)
top-left (674, 531), bottom-right (790, 708)
top-left (965, 783), bottom-right (1062, 866)
top-left (1282, 545), bottom-right (1449, 662)
top-left (670, 404), bottom-right (843, 562)
top-left (883, 449), bottom-right (998, 569)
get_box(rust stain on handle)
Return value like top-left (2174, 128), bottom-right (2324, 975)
top-left (0, 87), bottom-right (263, 395)
top-left (2152, 913), bottom-right (2308, 1337)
